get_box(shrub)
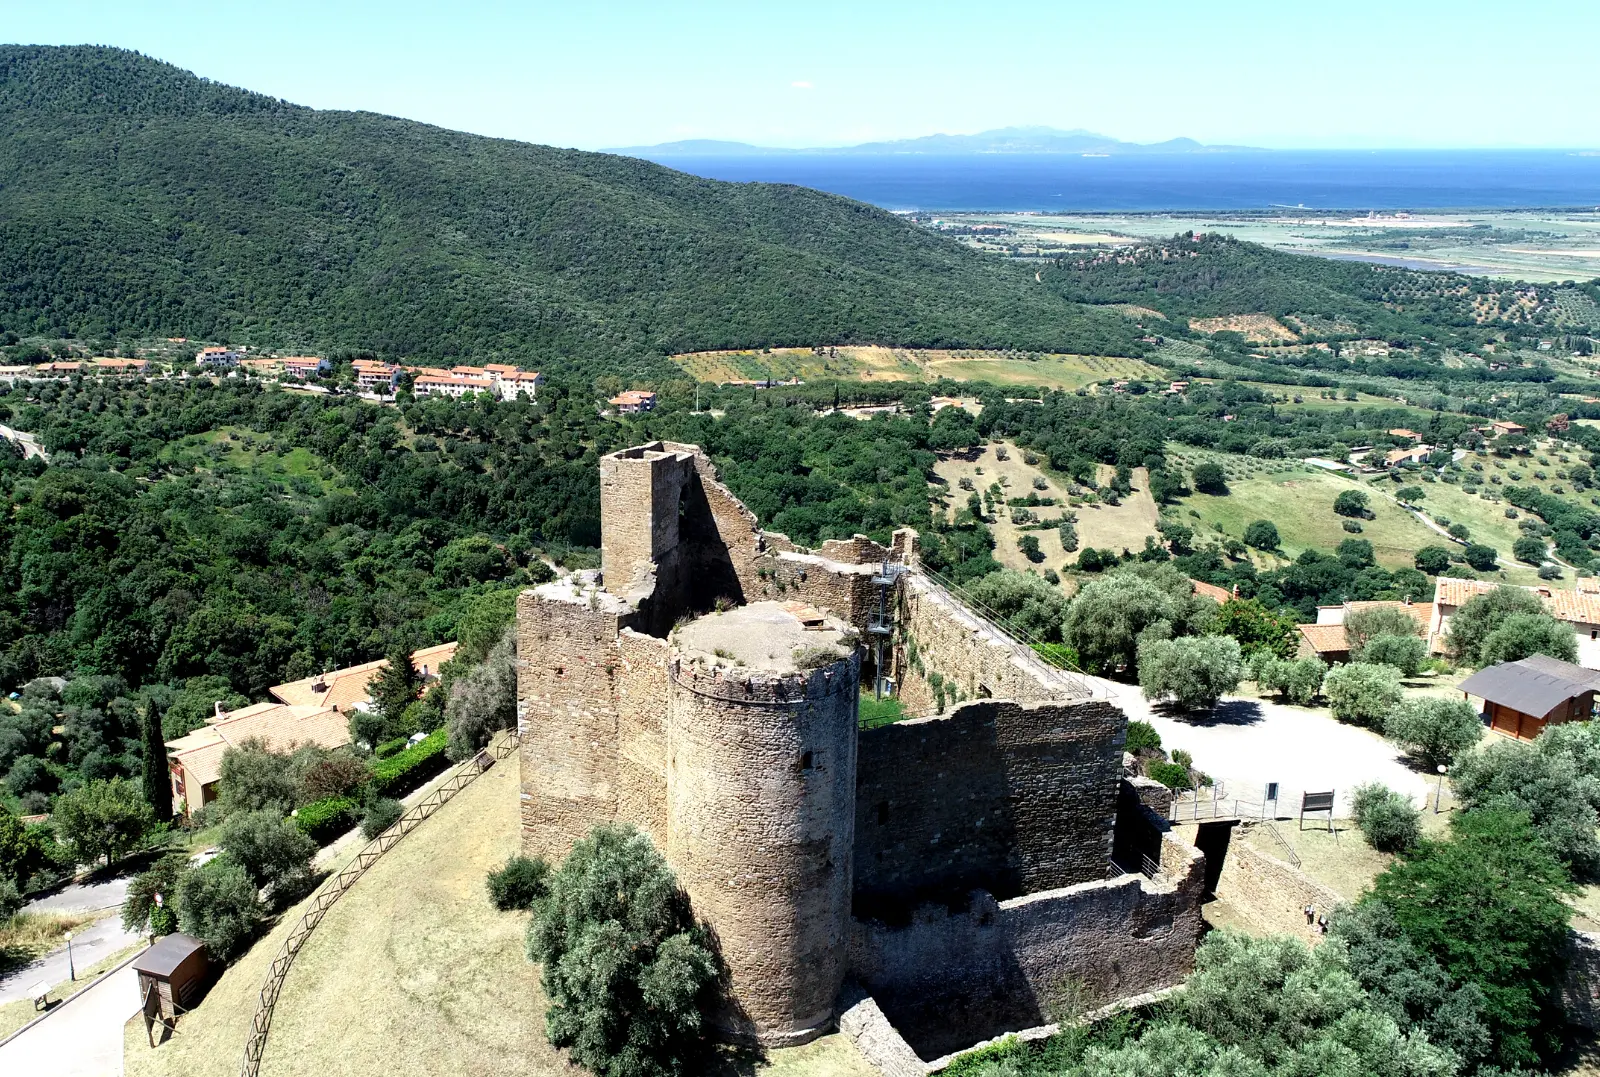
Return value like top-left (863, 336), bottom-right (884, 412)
top-left (1243, 519), bottom-right (1279, 550)
top-left (1018, 534), bottom-right (1043, 562)
top-left (361, 797), bottom-right (404, 840)
top-left (0, 877), bottom-right (21, 920)
top-left (294, 795), bottom-right (361, 844)
top-left (1211, 597), bottom-right (1297, 658)
top-left (218, 811), bottom-right (315, 902)
top-left (175, 854), bottom-right (261, 964)
top-left (1137, 635), bottom-right (1243, 711)
top-left (295, 751), bottom-right (369, 802)
top-left (1350, 783), bottom-right (1422, 852)
top-left (371, 729), bottom-right (449, 797)
top-left (446, 627), bottom-right (520, 762)
top-left (374, 737), bottom-right (409, 760)
top-left (1147, 761), bottom-right (1193, 790)
top-left (1360, 633), bottom-right (1427, 676)
top-left (1385, 698), bottom-right (1483, 768)
top-left (1448, 522), bottom-right (1471, 540)
top-left (528, 825), bottom-right (717, 1077)
top-left (1125, 720), bottom-right (1162, 754)
top-left (1323, 663), bottom-right (1403, 727)
top-left (1462, 543), bottom-right (1499, 572)
top-left (1341, 518), bottom-right (1363, 533)
top-left (487, 854), bottom-right (550, 911)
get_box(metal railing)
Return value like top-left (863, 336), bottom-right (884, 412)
top-left (238, 730), bottom-right (520, 1077)
top-left (1166, 785), bottom-right (1304, 868)
top-left (916, 565), bottom-right (1106, 700)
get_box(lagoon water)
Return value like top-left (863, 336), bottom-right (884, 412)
top-left (643, 151), bottom-right (1600, 213)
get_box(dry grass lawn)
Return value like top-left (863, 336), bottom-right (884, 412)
top-left (1188, 314), bottom-right (1299, 342)
top-left (127, 752), bottom-right (875, 1077)
top-left (670, 346), bottom-right (1163, 392)
top-left (933, 445), bottom-right (1160, 585)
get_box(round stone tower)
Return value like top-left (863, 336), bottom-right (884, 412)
top-left (666, 601), bottom-right (859, 1046)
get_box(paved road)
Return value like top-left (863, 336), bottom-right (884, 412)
top-left (0, 913), bottom-right (141, 1006)
top-left (0, 963), bottom-right (138, 1076)
top-left (25, 875), bottom-right (131, 916)
top-left (1092, 677), bottom-right (1432, 815)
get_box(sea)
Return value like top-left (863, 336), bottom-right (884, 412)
top-left (644, 150), bottom-right (1600, 213)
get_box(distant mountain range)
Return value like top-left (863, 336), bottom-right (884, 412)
top-left (606, 126), bottom-right (1263, 158)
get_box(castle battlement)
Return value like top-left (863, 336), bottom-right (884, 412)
top-left (517, 443), bottom-right (1203, 1056)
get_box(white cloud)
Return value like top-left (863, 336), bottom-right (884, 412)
top-left (791, 80), bottom-right (813, 90)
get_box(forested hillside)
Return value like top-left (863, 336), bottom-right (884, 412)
top-left (0, 46), bottom-right (1140, 373)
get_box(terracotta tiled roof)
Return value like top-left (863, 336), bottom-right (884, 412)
top-left (1190, 579), bottom-right (1233, 604)
top-left (1298, 624), bottom-right (1350, 654)
top-left (268, 643), bottom-right (460, 709)
top-left (1434, 577), bottom-right (1600, 626)
top-left (167, 703), bottom-right (348, 788)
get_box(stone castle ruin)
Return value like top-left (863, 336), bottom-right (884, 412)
top-left (517, 441), bottom-right (1204, 1061)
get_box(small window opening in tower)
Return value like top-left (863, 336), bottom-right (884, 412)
top-left (800, 751), bottom-right (813, 770)
top-left (876, 801), bottom-right (889, 825)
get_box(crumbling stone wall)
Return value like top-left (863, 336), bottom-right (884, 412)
top-left (849, 830), bottom-right (1205, 1060)
top-left (854, 700), bottom-right (1124, 908)
top-left (666, 652), bottom-right (861, 1045)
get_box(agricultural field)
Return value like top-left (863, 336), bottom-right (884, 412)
top-left (1165, 450), bottom-right (1454, 572)
top-left (933, 444), bottom-right (1160, 585)
top-left (158, 426), bottom-right (350, 495)
top-left (1188, 314), bottom-right (1299, 342)
top-left (670, 346), bottom-right (1162, 391)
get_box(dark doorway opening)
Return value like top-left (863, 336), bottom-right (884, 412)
top-left (1193, 820), bottom-right (1239, 899)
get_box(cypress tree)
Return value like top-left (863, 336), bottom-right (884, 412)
top-left (141, 700), bottom-right (173, 823)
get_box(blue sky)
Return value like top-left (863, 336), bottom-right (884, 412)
top-left (8, 0), bottom-right (1600, 150)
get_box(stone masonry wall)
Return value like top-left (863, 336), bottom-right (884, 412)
top-left (849, 830), bottom-right (1205, 1060)
top-left (518, 588), bottom-right (627, 860)
top-left (1212, 836), bottom-right (1341, 945)
top-left (747, 551), bottom-right (882, 632)
top-left (854, 700), bottom-right (1125, 907)
top-left (615, 628), bottom-right (670, 849)
top-left (896, 574), bottom-right (1089, 717)
top-left (666, 653), bottom-right (861, 1045)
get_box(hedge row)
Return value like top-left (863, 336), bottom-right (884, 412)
top-left (371, 729), bottom-right (450, 798)
top-left (295, 795), bottom-right (361, 844)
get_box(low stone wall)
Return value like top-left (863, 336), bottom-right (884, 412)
top-left (838, 986), bottom-right (926, 1077)
top-left (1211, 835), bottom-right (1341, 943)
top-left (849, 832), bottom-right (1204, 1061)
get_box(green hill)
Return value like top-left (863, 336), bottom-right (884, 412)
top-left (0, 46), bottom-right (1140, 372)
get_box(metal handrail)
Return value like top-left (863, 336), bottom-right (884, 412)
top-left (238, 730), bottom-right (520, 1077)
top-left (916, 566), bottom-right (1105, 699)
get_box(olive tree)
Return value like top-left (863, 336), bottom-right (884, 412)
top-left (175, 855), bottom-right (262, 964)
top-left (1446, 586), bottom-right (1545, 665)
top-left (1138, 635), bottom-right (1243, 711)
top-left (446, 626), bottom-right (519, 761)
top-left (1322, 662), bottom-right (1403, 727)
top-left (1345, 605), bottom-right (1421, 660)
top-left (1062, 564), bottom-right (1214, 676)
top-left (1385, 698), bottom-right (1483, 768)
top-left (1361, 634), bottom-right (1427, 676)
top-left (1478, 612), bottom-right (1577, 666)
top-left (527, 824), bottom-right (718, 1077)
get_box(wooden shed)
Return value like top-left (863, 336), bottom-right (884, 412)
top-left (134, 933), bottom-right (210, 1031)
top-left (1457, 654), bottom-right (1600, 741)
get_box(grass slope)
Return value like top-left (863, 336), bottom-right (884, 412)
top-left (0, 46), bottom-right (1141, 372)
top-left (126, 755), bottom-right (874, 1077)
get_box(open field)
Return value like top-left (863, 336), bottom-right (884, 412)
top-left (1188, 314), bottom-right (1299, 342)
top-left (933, 444), bottom-right (1160, 584)
top-left (127, 752), bottom-right (874, 1077)
top-left (1166, 454), bottom-right (1455, 572)
top-left (671, 346), bottom-right (1162, 391)
top-left (930, 210), bottom-right (1600, 282)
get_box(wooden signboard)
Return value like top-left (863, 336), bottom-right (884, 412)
top-left (1300, 790), bottom-right (1335, 832)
